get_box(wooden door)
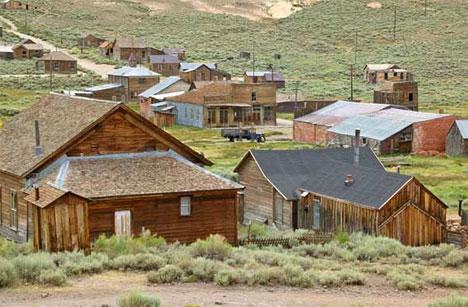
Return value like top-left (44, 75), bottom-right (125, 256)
top-left (115, 210), bottom-right (131, 236)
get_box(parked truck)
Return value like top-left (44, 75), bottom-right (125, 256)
top-left (221, 128), bottom-right (266, 143)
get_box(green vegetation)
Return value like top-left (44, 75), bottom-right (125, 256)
top-left (118, 291), bottom-right (161, 307)
top-left (0, 59), bottom-right (43, 75)
top-left (429, 294), bottom-right (468, 307)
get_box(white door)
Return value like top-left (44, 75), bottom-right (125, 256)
top-left (115, 210), bottom-right (132, 236)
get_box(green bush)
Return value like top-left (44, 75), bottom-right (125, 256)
top-left (426, 275), bottom-right (467, 288)
top-left (429, 294), bottom-right (468, 307)
top-left (190, 235), bottom-right (232, 260)
top-left (318, 272), bottom-right (341, 287)
top-left (338, 269), bottom-right (366, 285)
top-left (111, 253), bottom-right (165, 271)
top-left (441, 250), bottom-right (465, 267)
top-left (335, 232), bottom-right (350, 244)
top-left (38, 269), bottom-right (67, 286)
top-left (53, 252), bottom-right (109, 275)
top-left (118, 291), bottom-right (161, 307)
top-left (386, 270), bottom-right (423, 291)
top-left (0, 237), bottom-right (33, 259)
top-left (248, 266), bottom-right (285, 286)
top-left (148, 265), bottom-right (184, 284)
top-left (214, 269), bottom-right (241, 286)
top-left (13, 253), bottom-right (57, 283)
top-left (94, 232), bottom-right (165, 258)
top-left (0, 257), bottom-right (17, 288)
top-left (185, 258), bottom-right (228, 282)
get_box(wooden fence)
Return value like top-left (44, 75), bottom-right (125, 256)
top-left (446, 230), bottom-right (467, 248)
top-left (239, 232), bottom-right (333, 248)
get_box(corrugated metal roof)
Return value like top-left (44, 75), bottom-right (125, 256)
top-left (85, 83), bottom-right (123, 92)
top-left (180, 63), bottom-right (216, 72)
top-left (245, 71), bottom-right (284, 81)
top-left (109, 66), bottom-right (160, 77)
top-left (374, 108), bottom-right (448, 123)
top-left (139, 76), bottom-right (181, 98)
top-left (365, 64), bottom-right (399, 71)
top-left (294, 101), bottom-right (390, 126)
top-left (455, 120), bottom-right (468, 139)
top-left (329, 115), bottom-right (413, 141)
top-left (151, 91), bottom-right (186, 101)
top-left (149, 55), bottom-right (180, 64)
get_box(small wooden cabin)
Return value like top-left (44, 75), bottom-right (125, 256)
top-left (113, 38), bottom-right (149, 63)
top-left (179, 63), bottom-right (231, 83)
top-left (78, 33), bottom-right (105, 48)
top-left (150, 55), bottom-right (180, 76)
top-left (108, 65), bottom-right (160, 101)
top-left (12, 39), bottom-right (43, 59)
top-left (234, 147), bottom-right (447, 246)
top-left (0, 94), bottom-right (242, 251)
top-left (37, 51), bottom-right (77, 74)
top-left (363, 64), bottom-right (412, 84)
top-left (446, 120), bottom-right (468, 156)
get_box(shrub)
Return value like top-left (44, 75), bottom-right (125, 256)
top-left (214, 269), bottom-right (241, 286)
top-left (38, 269), bottom-right (67, 286)
top-left (13, 253), bottom-right (56, 283)
top-left (386, 270), bottom-right (423, 290)
top-left (190, 235), bottom-right (232, 260)
top-left (53, 252), bottom-right (109, 275)
top-left (429, 294), bottom-right (468, 307)
top-left (94, 232), bottom-right (165, 259)
top-left (148, 265), bottom-right (184, 284)
top-left (111, 254), bottom-right (165, 271)
top-left (318, 272), bottom-right (341, 287)
top-left (426, 275), bottom-right (467, 288)
top-left (335, 232), bottom-right (350, 244)
top-left (338, 269), bottom-right (366, 285)
top-left (283, 264), bottom-right (310, 287)
top-left (0, 238), bottom-right (33, 259)
top-left (248, 266), bottom-right (285, 286)
top-left (118, 291), bottom-right (161, 307)
top-left (185, 258), bottom-right (228, 282)
top-left (0, 257), bottom-right (16, 288)
top-left (441, 250), bottom-right (465, 267)
top-left (409, 244), bottom-right (454, 262)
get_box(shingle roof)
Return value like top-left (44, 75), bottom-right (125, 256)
top-left (0, 94), bottom-right (119, 176)
top-left (139, 76), bottom-right (182, 98)
top-left (116, 38), bottom-right (147, 49)
top-left (455, 120), bottom-right (468, 139)
top-left (24, 184), bottom-right (76, 208)
top-left (294, 101), bottom-right (390, 126)
top-left (150, 55), bottom-right (180, 64)
top-left (109, 66), bottom-right (160, 77)
top-left (39, 51), bottom-right (76, 62)
top-left (238, 148), bottom-right (411, 208)
top-left (180, 63), bottom-right (216, 72)
top-left (43, 151), bottom-right (242, 199)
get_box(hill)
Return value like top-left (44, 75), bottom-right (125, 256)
top-left (0, 0), bottom-right (467, 115)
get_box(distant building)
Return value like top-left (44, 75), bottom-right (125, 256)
top-left (446, 120), bottom-right (468, 156)
top-left (165, 81), bottom-right (276, 128)
top-left (179, 63), bottom-right (231, 83)
top-left (363, 64), bottom-right (412, 84)
top-left (37, 51), bottom-right (77, 74)
top-left (244, 71), bottom-right (285, 88)
top-left (77, 33), bottom-right (105, 48)
top-left (99, 40), bottom-right (115, 58)
top-left (113, 38), bottom-right (150, 63)
top-left (108, 65), bottom-right (160, 101)
top-left (374, 80), bottom-right (419, 111)
top-left (150, 55), bottom-right (180, 76)
top-left (1, 0), bottom-right (35, 10)
top-left (74, 83), bottom-right (125, 101)
top-left (12, 39), bottom-right (43, 59)
top-left (163, 47), bottom-right (186, 60)
top-left (0, 45), bottom-right (14, 60)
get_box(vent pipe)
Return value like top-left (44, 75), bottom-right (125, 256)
top-left (34, 120), bottom-right (42, 157)
top-left (459, 199), bottom-right (464, 218)
top-left (345, 174), bottom-right (354, 186)
top-left (397, 165), bottom-right (401, 174)
top-left (353, 128), bottom-right (360, 167)
top-left (33, 183), bottom-right (40, 201)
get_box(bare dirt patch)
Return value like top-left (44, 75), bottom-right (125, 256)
top-left (0, 271), bottom-right (466, 307)
top-left (367, 1), bottom-right (382, 9)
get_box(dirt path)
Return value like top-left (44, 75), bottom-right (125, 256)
top-left (0, 15), bottom-right (114, 78)
top-left (0, 271), bottom-right (464, 307)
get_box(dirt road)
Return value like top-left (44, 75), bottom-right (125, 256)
top-left (0, 15), bottom-right (114, 78)
top-left (0, 271), bottom-right (464, 307)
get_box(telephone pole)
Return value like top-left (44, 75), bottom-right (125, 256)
top-left (424, 0), bottom-right (427, 16)
top-left (49, 53), bottom-right (53, 92)
top-left (294, 81), bottom-right (299, 114)
top-left (350, 65), bottom-right (354, 101)
top-left (251, 41), bottom-right (256, 80)
top-left (393, 4), bottom-right (397, 41)
top-left (353, 30), bottom-right (358, 64)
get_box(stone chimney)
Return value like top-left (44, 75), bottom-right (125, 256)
top-left (34, 120), bottom-right (43, 157)
top-left (353, 128), bottom-right (360, 167)
top-left (139, 97), bottom-right (153, 120)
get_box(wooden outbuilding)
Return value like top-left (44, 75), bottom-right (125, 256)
top-left (446, 120), bottom-right (468, 156)
top-left (163, 47), bottom-right (186, 60)
top-left (75, 83), bottom-right (125, 101)
top-left (150, 55), bottom-right (180, 76)
top-left (12, 39), bottom-right (43, 59)
top-left (37, 51), bottom-right (77, 74)
top-left (1, 0), bottom-right (35, 9)
top-left (179, 63), bottom-right (231, 83)
top-left (0, 94), bottom-right (242, 251)
top-left (113, 38), bottom-right (149, 63)
top-left (99, 40), bottom-right (115, 58)
top-left (77, 33), bottom-right (105, 48)
top-left (108, 65), bottom-right (160, 102)
top-left (363, 64), bottom-right (412, 84)
top-left (234, 146), bottom-right (447, 246)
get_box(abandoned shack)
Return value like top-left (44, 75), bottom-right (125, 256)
top-left (1, 0), bottom-right (35, 9)
top-left (113, 38), bottom-right (149, 63)
top-left (77, 33), bottom-right (105, 48)
top-left (363, 64), bottom-right (412, 84)
top-left (150, 55), bottom-right (181, 76)
top-left (234, 144), bottom-right (447, 246)
top-left (108, 65), bottom-right (160, 102)
top-left (374, 80), bottom-right (419, 111)
top-left (0, 94), bottom-right (242, 252)
top-left (75, 83), bottom-right (126, 101)
top-left (37, 51), bottom-right (77, 74)
top-left (163, 47), bottom-right (186, 60)
top-left (446, 120), bottom-right (468, 156)
top-left (179, 63), bottom-right (231, 83)
top-left (12, 39), bottom-right (43, 59)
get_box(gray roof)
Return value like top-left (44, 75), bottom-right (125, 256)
top-left (85, 83), bottom-right (123, 92)
top-left (329, 115), bottom-right (413, 141)
top-left (364, 64), bottom-right (400, 71)
top-left (245, 71), bottom-right (284, 81)
top-left (150, 55), bottom-right (180, 64)
top-left (455, 120), bottom-right (468, 139)
top-left (180, 63), bottom-right (216, 72)
top-left (139, 77), bottom-right (182, 98)
top-left (373, 108), bottom-right (449, 123)
top-left (241, 148), bottom-right (411, 209)
top-left (109, 66), bottom-right (160, 77)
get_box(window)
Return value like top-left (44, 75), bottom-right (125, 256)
top-left (251, 92), bottom-right (257, 102)
top-left (362, 137), bottom-right (367, 145)
top-left (393, 72), bottom-right (397, 77)
top-left (53, 62), bottom-right (59, 71)
top-left (252, 106), bottom-right (261, 123)
top-left (69, 62), bottom-right (75, 70)
top-left (263, 106), bottom-right (274, 122)
top-left (384, 72), bottom-right (388, 80)
top-left (400, 73), bottom-right (404, 80)
top-left (138, 78), bottom-right (145, 84)
top-left (114, 210), bottom-right (131, 236)
top-left (312, 197), bottom-right (321, 230)
top-left (399, 132), bottom-right (412, 142)
top-left (9, 190), bottom-right (17, 230)
top-left (208, 108), bottom-right (216, 126)
top-left (409, 93), bottom-right (414, 101)
top-left (219, 107), bottom-right (228, 125)
top-left (180, 196), bottom-right (191, 216)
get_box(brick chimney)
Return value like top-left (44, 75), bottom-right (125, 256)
top-left (33, 183), bottom-right (40, 201)
top-left (345, 174), bottom-right (354, 186)
top-left (353, 128), bottom-right (360, 167)
top-left (139, 97), bottom-right (153, 120)
top-left (34, 120), bottom-right (43, 157)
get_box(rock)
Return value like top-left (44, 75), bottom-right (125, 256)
top-left (215, 302), bottom-right (223, 305)
top-left (367, 1), bottom-right (382, 9)
top-left (40, 293), bottom-right (49, 298)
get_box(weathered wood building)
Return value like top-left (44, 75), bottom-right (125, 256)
top-left (446, 120), bottom-right (468, 156)
top-left (0, 45), bottom-right (14, 60)
top-left (12, 39), bottom-right (43, 59)
top-left (150, 55), bottom-right (180, 76)
top-left (77, 33), bottom-right (105, 48)
top-left (75, 83), bottom-right (125, 101)
top-left (244, 71), bottom-right (285, 88)
top-left (163, 47), bottom-right (186, 60)
top-left (37, 51), bottom-right (77, 74)
top-left (374, 80), bottom-right (419, 111)
top-left (166, 81), bottom-right (277, 128)
top-left (180, 63), bottom-right (231, 83)
top-left (1, 0), bottom-right (35, 9)
top-left (0, 94), bottom-right (242, 251)
top-left (113, 38), bottom-right (150, 63)
top-left (363, 64), bottom-right (412, 84)
top-left (234, 146), bottom-right (447, 246)
top-left (108, 65), bottom-right (160, 101)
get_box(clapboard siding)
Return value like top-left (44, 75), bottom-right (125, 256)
top-left (0, 171), bottom-right (28, 242)
top-left (88, 191), bottom-right (238, 244)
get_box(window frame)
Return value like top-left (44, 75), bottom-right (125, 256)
top-left (312, 196), bottom-right (321, 230)
top-left (9, 190), bottom-right (18, 230)
top-left (251, 91), bottom-right (257, 102)
top-left (180, 196), bottom-right (191, 217)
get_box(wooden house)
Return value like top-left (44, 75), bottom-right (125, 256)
top-left (1, 0), bottom-right (35, 9)
top-left (234, 146), bottom-right (447, 246)
top-left (99, 40), bottom-right (115, 58)
top-left (0, 94), bottom-right (242, 251)
top-left (12, 39), bottom-right (43, 59)
top-left (0, 45), bottom-right (14, 60)
top-left (363, 64), bottom-right (412, 84)
top-left (108, 65), bottom-right (160, 102)
top-left (180, 63), bottom-right (231, 83)
top-left (77, 33), bottom-right (105, 48)
top-left (374, 80), bottom-right (419, 111)
top-left (244, 71), bottom-right (285, 88)
top-left (113, 38), bottom-right (149, 63)
top-left (163, 47), bottom-right (186, 60)
top-left (166, 81), bottom-right (277, 128)
top-left (446, 120), bottom-right (468, 156)
top-left (37, 51), bottom-right (77, 74)
top-left (293, 101), bottom-right (391, 145)
top-left (150, 55), bottom-right (180, 76)
top-left (75, 83), bottom-right (125, 101)
top-left (329, 108), bottom-right (456, 155)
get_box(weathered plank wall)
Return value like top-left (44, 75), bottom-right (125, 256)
top-left (0, 171), bottom-right (28, 242)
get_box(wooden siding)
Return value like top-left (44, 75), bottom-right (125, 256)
top-left (39, 59), bottom-right (77, 74)
top-left (32, 194), bottom-right (89, 252)
top-left (0, 171), bottom-right (28, 242)
top-left (67, 111), bottom-right (164, 156)
top-left (446, 124), bottom-right (467, 156)
top-left (88, 191), bottom-right (238, 244)
top-left (151, 63), bottom-right (180, 76)
top-left (108, 75), bottom-right (160, 102)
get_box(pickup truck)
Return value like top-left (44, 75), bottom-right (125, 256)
top-left (221, 128), bottom-right (266, 143)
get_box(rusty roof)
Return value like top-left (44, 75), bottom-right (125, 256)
top-left (43, 151), bottom-right (242, 199)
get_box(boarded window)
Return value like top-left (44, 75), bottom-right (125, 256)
top-left (208, 108), bottom-right (216, 125)
top-left (251, 92), bottom-right (257, 102)
top-left (114, 210), bottom-right (131, 236)
top-left (313, 197), bottom-right (321, 230)
top-left (409, 93), bottom-right (413, 101)
top-left (9, 190), bottom-right (17, 230)
top-left (384, 72), bottom-right (388, 80)
top-left (274, 192), bottom-right (283, 225)
top-left (180, 196), bottom-right (191, 216)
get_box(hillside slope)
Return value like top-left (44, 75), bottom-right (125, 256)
top-left (0, 0), bottom-right (467, 114)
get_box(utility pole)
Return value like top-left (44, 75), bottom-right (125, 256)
top-left (393, 4), bottom-right (397, 41)
top-left (424, 0), bottom-right (427, 16)
top-left (49, 53), bottom-right (53, 92)
top-left (353, 30), bottom-right (358, 64)
top-left (294, 81), bottom-right (299, 116)
top-left (24, 8), bottom-right (27, 32)
top-left (350, 65), bottom-right (354, 101)
top-left (251, 41), bottom-right (256, 82)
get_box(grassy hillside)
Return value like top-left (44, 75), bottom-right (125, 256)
top-left (1, 0), bottom-right (467, 115)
